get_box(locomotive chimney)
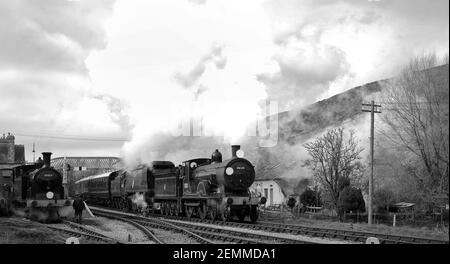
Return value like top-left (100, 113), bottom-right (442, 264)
top-left (42, 152), bottom-right (52, 168)
top-left (231, 145), bottom-right (240, 158)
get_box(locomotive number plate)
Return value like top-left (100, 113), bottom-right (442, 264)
top-left (44, 174), bottom-right (53, 177)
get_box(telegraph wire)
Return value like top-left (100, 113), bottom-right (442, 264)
top-left (13, 133), bottom-right (129, 142)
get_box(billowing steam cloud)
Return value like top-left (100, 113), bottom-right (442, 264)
top-left (174, 44), bottom-right (227, 90)
top-left (188, 0), bottom-right (207, 5)
top-left (257, 45), bottom-right (350, 111)
top-left (131, 193), bottom-right (148, 212)
top-left (93, 94), bottom-right (134, 135)
top-left (86, 0), bottom-right (448, 179)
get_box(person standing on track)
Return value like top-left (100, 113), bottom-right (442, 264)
top-left (72, 196), bottom-right (85, 224)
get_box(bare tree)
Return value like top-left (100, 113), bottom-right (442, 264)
top-left (303, 127), bottom-right (365, 214)
top-left (380, 53), bottom-right (449, 208)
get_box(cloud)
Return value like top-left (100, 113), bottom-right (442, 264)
top-left (255, 0), bottom-right (449, 111)
top-left (0, 0), bottom-right (114, 73)
top-left (193, 85), bottom-right (208, 101)
top-left (3, 0), bottom-right (446, 164)
top-left (188, 0), bottom-right (207, 5)
top-left (0, 0), bottom-right (117, 159)
top-left (173, 44), bottom-right (227, 89)
top-left (258, 43), bottom-right (350, 110)
top-left (92, 94), bottom-right (134, 134)
top-left (122, 132), bottom-right (227, 167)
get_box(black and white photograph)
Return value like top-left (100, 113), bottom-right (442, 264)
top-left (0, 0), bottom-right (448, 260)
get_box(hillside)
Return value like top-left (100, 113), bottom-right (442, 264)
top-left (252, 64), bottom-right (449, 187)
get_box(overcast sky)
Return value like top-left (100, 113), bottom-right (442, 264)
top-left (0, 0), bottom-right (448, 162)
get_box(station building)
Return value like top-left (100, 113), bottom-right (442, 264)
top-left (250, 178), bottom-right (292, 206)
top-left (0, 132), bottom-right (25, 168)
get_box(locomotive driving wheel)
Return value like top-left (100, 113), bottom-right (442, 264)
top-left (119, 199), bottom-right (127, 210)
top-left (160, 202), bottom-right (166, 215)
top-left (185, 205), bottom-right (193, 219)
top-left (112, 199), bottom-right (118, 209)
top-left (220, 205), bottom-right (231, 222)
top-left (176, 203), bottom-right (181, 216)
top-left (250, 205), bottom-right (259, 223)
top-left (167, 203), bottom-right (171, 216)
top-left (169, 203), bottom-right (176, 216)
top-left (164, 203), bottom-right (170, 216)
top-left (197, 203), bottom-right (207, 220)
top-left (208, 206), bottom-right (217, 220)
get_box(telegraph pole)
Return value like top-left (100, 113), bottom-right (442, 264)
top-left (32, 143), bottom-right (35, 163)
top-left (362, 101), bottom-right (381, 225)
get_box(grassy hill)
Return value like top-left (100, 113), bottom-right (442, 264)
top-left (252, 64), bottom-right (449, 187)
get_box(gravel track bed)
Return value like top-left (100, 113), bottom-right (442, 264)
top-left (163, 218), bottom-right (356, 244)
top-left (149, 228), bottom-right (201, 244)
top-left (75, 217), bottom-right (153, 244)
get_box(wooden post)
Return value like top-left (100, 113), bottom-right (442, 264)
top-left (362, 101), bottom-right (381, 225)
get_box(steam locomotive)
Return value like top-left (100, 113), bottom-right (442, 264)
top-left (0, 152), bottom-right (72, 222)
top-left (74, 145), bottom-right (265, 222)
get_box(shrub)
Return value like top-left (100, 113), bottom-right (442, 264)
top-left (287, 197), bottom-right (297, 208)
top-left (338, 176), bottom-right (351, 191)
top-left (374, 188), bottom-right (396, 213)
top-left (338, 186), bottom-right (365, 214)
top-left (300, 188), bottom-right (322, 207)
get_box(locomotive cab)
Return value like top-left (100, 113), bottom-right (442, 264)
top-left (180, 158), bottom-right (211, 194)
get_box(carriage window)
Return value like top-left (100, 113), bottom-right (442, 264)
top-left (1, 170), bottom-right (12, 178)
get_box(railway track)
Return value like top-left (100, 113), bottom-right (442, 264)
top-left (91, 211), bottom-right (164, 244)
top-left (144, 211), bottom-right (448, 244)
top-left (88, 205), bottom-right (449, 244)
top-left (90, 206), bottom-right (321, 244)
top-left (47, 221), bottom-right (123, 244)
top-left (92, 208), bottom-right (214, 244)
top-left (256, 221), bottom-right (449, 244)
top-left (160, 218), bottom-right (322, 244)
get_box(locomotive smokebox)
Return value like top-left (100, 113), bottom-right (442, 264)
top-left (231, 145), bottom-right (240, 158)
top-left (42, 152), bottom-right (52, 168)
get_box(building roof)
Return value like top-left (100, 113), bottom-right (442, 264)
top-left (254, 177), bottom-right (295, 197)
top-left (75, 170), bottom-right (119, 184)
top-left (51, 157), bottom-right (122, 169)
top-left (51, 157), bottom-right (123, 183)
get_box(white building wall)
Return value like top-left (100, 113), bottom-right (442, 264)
top-left (250, 180), bottom-right (286, 206)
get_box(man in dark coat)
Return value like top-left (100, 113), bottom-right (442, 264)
top-left (72, 196), bottom-right (85, 224)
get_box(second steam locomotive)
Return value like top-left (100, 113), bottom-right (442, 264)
top-left (74, 145), bottom-right (264, 222)
top-left (0, 152), bottom-right (72, 222)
